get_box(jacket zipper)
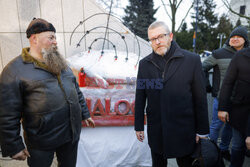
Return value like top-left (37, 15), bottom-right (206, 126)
top-left (162, 57), bottom-right (175, 79)
top-left (149, 56), bottom-right (181, 80)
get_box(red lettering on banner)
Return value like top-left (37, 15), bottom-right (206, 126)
top-left (114, 100), bottom-right (130, 115)
top-left (85, 77), bottom-right (97, 88)
top-left (82, 98), bottom-right (146, 127)
top-left (130, 100), bottom-right (135, 114)
top-left (105, 98), bottom-right (115, 115)
top-left (115, 79), bottom-right (124, 89)
top-left (92, 99), bottom-right (105, 115)
top-left (96, 78), bottom-right (105, 88)
top-left (106, 79), bottom-right (115, 89)
top-left (86, 98), bottom-right (92, 116)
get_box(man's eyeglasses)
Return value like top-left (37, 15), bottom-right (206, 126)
top-left (149, 33), bottom-right (169, 44)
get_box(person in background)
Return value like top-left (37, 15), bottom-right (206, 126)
top-left (134, 21), bottom-right (209, 167)
top-left (0, 18), bottom-right (95, 167)
top-left (202, 26), bottom-right (249, 161)
top-left (218, 47), bottom-right (250, 167)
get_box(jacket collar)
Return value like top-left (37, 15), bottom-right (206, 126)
top-left (21, 47), bottom-right (52, 73)
top-left (145, 41), bottom-right (185, 83)
top-left (145, 41), bottom-right (184, 62)
top-left (222, 44), bottom-right (237, 54)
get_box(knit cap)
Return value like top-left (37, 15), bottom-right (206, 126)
top-left (229, 26), bottom-right (249, 47)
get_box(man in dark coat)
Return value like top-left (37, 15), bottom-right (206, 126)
top-left (218, 47), bottom-right (250, 167)
top-left (0, 18), bottom-right (95, 167)
top-left (134, 21), bottom-right (209, 167)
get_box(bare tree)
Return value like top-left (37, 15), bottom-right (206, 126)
top-left (96, 0), bottom-right (123, 18)
top-left (160, 0), bottom-right (194, 35)
top-left (97, 0), bottom-right (195, 35)
top-left (96, 0), bottom-right (121, 9)
top-left (222, 0), bottom-right (250, 20)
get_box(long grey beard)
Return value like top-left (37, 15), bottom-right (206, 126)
top-left (41, 46), bottom-right (68, 75)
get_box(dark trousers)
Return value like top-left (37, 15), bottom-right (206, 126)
top-left (151, 151), bottom-right (194, 167)
top-left (27, 141), bottom-right (79, 167)
top-left (230, 128), bottom-right (246, 167)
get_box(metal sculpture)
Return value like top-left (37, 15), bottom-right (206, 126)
top-left (69, 1), bottom-right (141, 64)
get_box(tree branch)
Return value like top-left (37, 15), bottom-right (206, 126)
top-left (160, 0), bottom-right (172, 20)
top-left (176, 1), bottom-right (194, 32)
top-left (222, 0), bottom-right (250, 20)
top-left (169, 0), bottom-right (173, 6)
top-left (176, 2), bottom-right (194, 32)
top-left (176, 0), bottom-right (184, 9)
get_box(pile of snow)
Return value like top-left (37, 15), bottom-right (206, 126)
top-left (67, 50), bottom-right (139, 87)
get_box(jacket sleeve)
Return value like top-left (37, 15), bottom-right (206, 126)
top-left (218, 55), bottom-right (238, 112)
top-left (202, 55), bottom-right (217, 93)
top-left (192, 56), bottom-right (209, 135)
top-left (0, 69), bottom-right (25, 157)
top-left (134, 61), bottom-right (146, 131)
top-left (74, 76), bottom-right (90, 120)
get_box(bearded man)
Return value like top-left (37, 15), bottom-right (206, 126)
top-left (0, 18), bottom-right (95, 167)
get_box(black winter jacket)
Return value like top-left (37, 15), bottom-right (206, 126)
top-left (0, 48), bottom-right (90, 157)
top-left (218, 48), bottom-right (250, 136)
top-left (135, 41), bottom-right (209, 158)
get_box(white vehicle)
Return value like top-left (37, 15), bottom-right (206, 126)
top-left (200, 50), bottom-right (212, 62)
top-left (200, 50), bottom-right (212, 58)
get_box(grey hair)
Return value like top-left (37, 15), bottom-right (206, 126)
top-left (148, 21), bottom-right (171, 34)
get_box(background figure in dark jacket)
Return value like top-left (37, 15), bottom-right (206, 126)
top-left (134, 21), bottom-right (209, 167)
top-left (202, 26), bottom-right (249, 161)
top-left (0, 18), bottom-right (95, 167)
top-left (218, 47), bottom-right (250, 167)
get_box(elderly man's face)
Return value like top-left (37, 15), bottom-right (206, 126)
top-left (229, 35), bottom-right (245, 51)
top-left (148, 26), bottom-right (173, 56)
top-left (36, 31), bottom-right (57, 51)
top-left (35, 31), bottom-right (67, 74)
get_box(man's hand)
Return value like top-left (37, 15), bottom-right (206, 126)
top-left (11, 149), bottom-right (30, 160)
top-left (136, 131), bottom-right (144, 142)
top-left (196, 135), bottom-right (208, 143)
top-left (218, 111), bottom-right (229, 123)
top-left (84, 117), bottom-right (95, 128)
top-left (246, 137), bottom-right (250, 150)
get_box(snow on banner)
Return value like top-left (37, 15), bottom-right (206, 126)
top-left (67, 50), bottom-right (146, 126)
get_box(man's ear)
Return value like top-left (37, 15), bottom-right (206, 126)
top-left (170, 33), bottom-right (174, 41)
top-left (29, 34), bottom-right (38, 44)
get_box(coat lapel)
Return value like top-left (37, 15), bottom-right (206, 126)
top-left (145, 41), bottom-right (185, 83)
top-left (163, 48), bottom-right (184, 83)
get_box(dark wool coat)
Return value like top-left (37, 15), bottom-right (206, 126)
top-left (218, 48), bottom-right (250, 136)
top-left (0, 48), bottom-right (90, 157)
top-left (135, 41), bottom-right (209, 158)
